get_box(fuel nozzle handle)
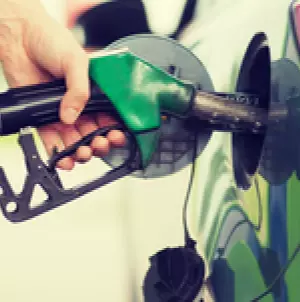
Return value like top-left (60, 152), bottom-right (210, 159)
top-left (0, 49), bottom-right (271, 170)
top-left (0, 79), bottom-right (117, 136)
top-left (88, 50), bottom-right (272, 167)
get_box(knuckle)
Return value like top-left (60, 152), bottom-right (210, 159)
top-left (79, 51), bottom-right (89, 66)
top-left (64, 46), bottom-right (88, 69)
top-left (74, 87), bottom-right (90, 102)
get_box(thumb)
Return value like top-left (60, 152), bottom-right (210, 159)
top-left (60, 51), bottom-right (90, 124)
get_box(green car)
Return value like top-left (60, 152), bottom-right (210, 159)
top-left (178, 0), bottom-right (300, 301)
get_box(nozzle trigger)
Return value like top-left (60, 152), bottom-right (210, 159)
top-left (0, 127), bottom-right (139, 222)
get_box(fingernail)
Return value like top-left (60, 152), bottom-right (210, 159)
top-left (62, 107), bottom-right (79, 124)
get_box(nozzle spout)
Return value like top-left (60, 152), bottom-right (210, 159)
top-left (190, 90), bottom-right (268, 133)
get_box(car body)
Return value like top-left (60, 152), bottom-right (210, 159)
top-left (179, 0), bottom-right (300, 301)
top-left (0, 1), bottom-right (299, 301)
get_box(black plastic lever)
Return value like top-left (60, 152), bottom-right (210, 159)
top-left (0, 127), bottom-right (139, 223)
top-left (0, 79), bottom-right (119, 136)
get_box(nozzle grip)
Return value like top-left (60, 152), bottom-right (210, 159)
top-left (0, 79), bottom-right (117, 135)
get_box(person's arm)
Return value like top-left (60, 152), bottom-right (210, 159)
top-left (0, 0), bottom-right (125, 170)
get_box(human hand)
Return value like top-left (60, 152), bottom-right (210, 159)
top-left (0, 0), bottom-right (125, 170)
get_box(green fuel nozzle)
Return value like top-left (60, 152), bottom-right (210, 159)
top-left (89, 49), bottom-right (268, 168)
top-left (0, 49), bottom-right (268, 169)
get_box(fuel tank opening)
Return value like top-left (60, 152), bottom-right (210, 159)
top-left (233, 33), bottom-right (271, 189)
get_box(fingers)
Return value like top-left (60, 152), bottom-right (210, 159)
top-left (107, 129), bottom-right (126, 147)
top-left (38, 113), bottom-right (127, 170)
top-left (59, 49), bottom-right (90, 125)
top-left (76, 115), bottom-right (110, 157)
top-left (38, 122), bottom-right (94, 170)
top-left (38, 112), bottom-right (126, 171)
top-left (95, 113), bottom-right (126, 147)
top-left (1, 42), bottom-right (52, 88)
top-left (3, 60), bottom-right (50, 88)
top-left (52, 123), bottom-right (92, 163)
top-left (76, 114), bottom-right (126, 156)
top-left (38, 125), bottom-right (75, 170)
